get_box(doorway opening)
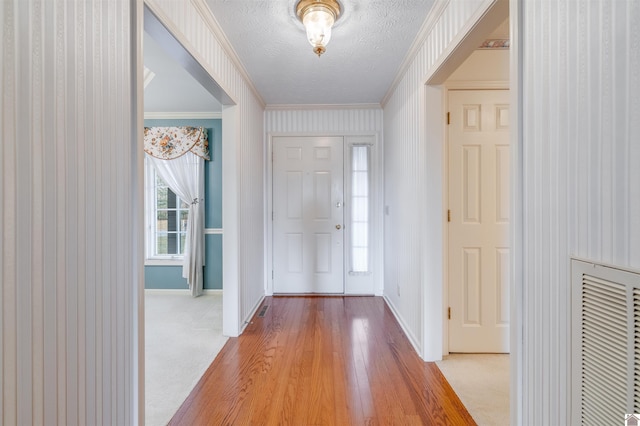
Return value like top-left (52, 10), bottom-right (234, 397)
top-left (267, 133), bottom-right (381, 296)
top-left (423, 0), bottom-right (513, 424)
top-left (139, 4), bottom-right (237, 424)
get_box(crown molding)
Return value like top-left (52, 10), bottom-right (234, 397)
top-left (144, 111), bottom-right (223, 120)
top-left (265, 103), bottom-right (382, 111)
top-left (190, 0), bottom-right (266, 108)
top-left (381, 0), bottom-right (450, 107)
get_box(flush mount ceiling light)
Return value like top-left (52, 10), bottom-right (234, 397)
top-left (296, 0), bottom-right (341, 57)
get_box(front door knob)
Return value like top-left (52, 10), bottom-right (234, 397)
top-left (336, 224), bottom-right (342, 230)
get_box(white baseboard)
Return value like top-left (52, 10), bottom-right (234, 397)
top-left (382, 295), bottom-right (424, 359)
top-left (240, 295), bottom-right (266, 333)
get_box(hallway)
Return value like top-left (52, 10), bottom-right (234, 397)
top-left (169, 296), bottom-right (476, 425)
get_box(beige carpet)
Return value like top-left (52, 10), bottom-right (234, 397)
top-left (436, 354), bottom-right (510, 426)
top-left (145, 291), bottom-right (228, 426)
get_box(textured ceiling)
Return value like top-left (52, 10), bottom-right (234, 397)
top-left (205, 0), bottom-right (435, 105)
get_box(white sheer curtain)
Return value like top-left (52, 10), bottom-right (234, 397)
top-left (147, 152), bottom-right (205, 296)
top-left (144, 126), bottom-right (209, 297)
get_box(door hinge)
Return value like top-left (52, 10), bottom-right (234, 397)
top-left (448, 307), bottom-right (451, 320)
top-left (272, 270), bottom-right (274, 279)
top-left (447, 209), bottom-right (451, 222)
top-left (272, 211), bottom-right (274, 220)
top-left (447, 112), bottom-right (450, 125)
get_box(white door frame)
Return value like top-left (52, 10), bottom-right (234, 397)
top-left (265, 132), bottom-right (383, 296)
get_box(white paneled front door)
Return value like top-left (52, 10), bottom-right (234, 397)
top-left (448, 89), bottom-right (510, 353)
top-left (272, 136), bottom-right (344, 293)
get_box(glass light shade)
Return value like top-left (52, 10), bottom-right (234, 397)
top-left (302, 5), bottom-right (335, 55)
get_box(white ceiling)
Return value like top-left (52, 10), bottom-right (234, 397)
top-left (143, 2), bottom-right (508, 112)
top-left (205, 0), bottom-right (435, 105)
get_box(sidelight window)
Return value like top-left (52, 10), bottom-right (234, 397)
top-left (350, 145), bottom-right (371, 273)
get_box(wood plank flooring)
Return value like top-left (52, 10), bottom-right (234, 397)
top-left (169, 297), bottom-right (476, 425)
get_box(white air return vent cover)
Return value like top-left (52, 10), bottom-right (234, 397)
top-left (572, 259), bottom-right (640, 424)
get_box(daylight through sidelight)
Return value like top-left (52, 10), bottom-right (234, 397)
top-left (350, 145), bottom-right (371, 273)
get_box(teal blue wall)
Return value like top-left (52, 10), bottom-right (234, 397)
top-left (144, 118), bottom-right (222, 290)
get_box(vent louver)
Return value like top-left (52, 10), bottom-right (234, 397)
top-left (581, 277), bottom-right (626, 424)
top-left (572, 259), bottom-right (640, 424)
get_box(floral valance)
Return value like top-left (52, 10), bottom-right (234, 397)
top-left (144, 126), bottom-right (209, 160)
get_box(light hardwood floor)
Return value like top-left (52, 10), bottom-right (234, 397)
top-left (170, 296), bottom-right (476, 425)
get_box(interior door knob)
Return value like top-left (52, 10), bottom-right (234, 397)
top-left (336, 224), bottom-right (342, 230)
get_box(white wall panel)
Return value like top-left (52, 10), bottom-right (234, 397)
top-left (238, 94), bottom-right (266, 322)
top-left (146, 0), bottom-right (266, 332)
top-left (265, 108), bottom-right (383, 134)
top-left (519, 1), bottom-right (640, 424)
top-left (1, 0), bottom-right (138, 424)
top-left (382, 0), bottom-right (491, 361)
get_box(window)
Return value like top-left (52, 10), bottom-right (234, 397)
top-left (145, 158), bottom-right (189, 261)
top-left (350, 145), bottom-right (370, 273)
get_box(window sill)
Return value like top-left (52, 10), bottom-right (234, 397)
top-left (145, 258), bottom-right (184, 267)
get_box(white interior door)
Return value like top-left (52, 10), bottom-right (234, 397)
top-left (273, 136), bottom-right (344, 294)
top-left (448, 89), bottom-right (510, 353)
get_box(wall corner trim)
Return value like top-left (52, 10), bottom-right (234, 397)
top-left (265, 103), bottom-right (382, 111)
top-left (381, 0), bottom-right (450, 107)
top-left (190, 0), bottom-right (266, 108)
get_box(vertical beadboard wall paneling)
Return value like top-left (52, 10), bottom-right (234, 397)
top-left (3, 1), bottom-right (17, 423)
top-left (1, 0), bottom-right (138, 424)
top-left (382, 0), bottom-right (498, 361)
top-left (145, 0), bottom-right (266, 335)
top-left (132, 0), bottom-right (145, 423)
top-left (0, 2), bottom-right (5, 422)
top-left (383, 71), bottom-right (425, 355)
top-left (631, 1), bottom-right (640, 265)
top-left (240, 93), bottom-right (266, 322)
top-left (265, 107), bottom-right (384, 135)
top-left (613, 1), bottom-right (631, 265)
top-left (519, 0), bottom-right (640, 424)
